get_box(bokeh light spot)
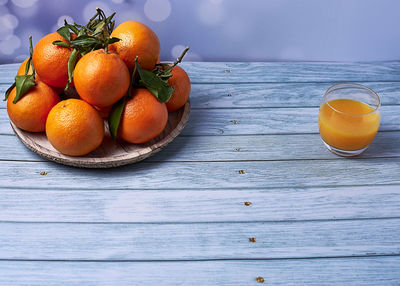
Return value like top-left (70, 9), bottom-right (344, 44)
top-left (144, 0), bottom-right (171, 22)
top-left (57, 15), bottom-right (74, 27)
top-left (2, 14), bottom-right (19, 30)
top-left (0, 34), bottom-right (21, 55)
top-left (11, 0), bottom-right (37, 8)
top-left (197, 0), bottom-right (224, 25)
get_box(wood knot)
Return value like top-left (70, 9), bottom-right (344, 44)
top-left (238, 170), bottom-right (246, 174)
top-left (249, 237), bottom-right (256, 243)
top-left (256, 276), bottom-right (265, 283)
top-left (244, 201), bottom-right (251, 206)
top-left (225, 69), bottom-right (231, 73)
top-left (40, 171), bottom-right (48, 176)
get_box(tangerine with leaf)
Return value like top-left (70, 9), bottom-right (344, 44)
top-left (166, 65), bottom-right (191, 112)
top-left (32, 32), bottom-right (75, 88)
top-left (118, 88), bottom-right (168, 144)
top-left (7, 80), bottom-right (59, 132)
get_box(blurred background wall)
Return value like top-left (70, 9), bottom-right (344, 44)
top-left (0, 0), bottom-right (399, 64)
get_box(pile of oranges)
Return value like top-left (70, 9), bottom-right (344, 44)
top-left (6, 9), bottom-right (191, 157)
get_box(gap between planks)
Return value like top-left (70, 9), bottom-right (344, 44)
top-left (0, 216), bottom-right (400, 225)
top-left (0, 254), bottom-right (398, 263)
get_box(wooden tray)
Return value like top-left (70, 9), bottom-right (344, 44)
top-left (10, 101), bottom-right (190, 168)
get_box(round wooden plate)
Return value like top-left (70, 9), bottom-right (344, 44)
top-left (11, 101), bottom-right (190, 168)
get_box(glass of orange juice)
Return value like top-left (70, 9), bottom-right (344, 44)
top-left (318, 83), bottom-right (381, 157)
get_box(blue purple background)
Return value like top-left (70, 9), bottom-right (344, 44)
top-left (0, 0), bottom-right (399, 64)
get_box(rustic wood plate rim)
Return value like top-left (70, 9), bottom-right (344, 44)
top-left (10, 101), bottom-right (190, 168)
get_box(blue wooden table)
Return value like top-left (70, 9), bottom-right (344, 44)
top-left (0, 61), bottom-right (400, 285)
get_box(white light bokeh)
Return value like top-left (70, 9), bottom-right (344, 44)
top-left (11, 0), bottom-right (37, 8)
top-left (1, 14), bottom-right (19, 30)
top-left (57, 15), bottom-right (74, 27)
top-left (0, 34), bottom-right (21, 55)
top-left (197, 0), bottom-right (224, 25)
top-left (144, 0), bottom-right (171, 22)
top-left (83, 1), bottom-right (111, 21)
top-left (11, 1), bottom-right (38, 18)
top-left (171, 45), bottom-right (202, 61)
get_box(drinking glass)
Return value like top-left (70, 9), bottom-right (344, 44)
top-left (318, 83), bottom-right (381, 156)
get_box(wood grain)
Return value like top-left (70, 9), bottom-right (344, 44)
top-left (2, 81), bottom-right (400, 109)
top-left (2, 61), bottom-right (400, 84)
top-left (1, 105), bottom-right (399, 136)
top-left (0, 257), bottom-right (399, 286)
top-left (1, 158), bottom-right (400, 190)
top-left (0, 185), bottom-right (399, 223)
top-left (1, 61), bottom-right (400, 284)
top-left (1, 131), bottom-right (400, 162)
top-left (0, 219), bottom-right (398, 260)
top-left (9, 102), bottom-right (190, 168)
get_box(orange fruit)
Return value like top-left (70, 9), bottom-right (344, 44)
top-left (17, 58), bottom-right (34, 76)
top-left (32, 32), bottom-right (74, 88)
top-left (17, 57), bottom-right (45, 84)
top-left (7, 81), bottom-right (59, 132)
top-left (46, 99), bottom-right (104, 156)
top-left (110, 21), bottom-right (160, 71)
top-left (74, 49), bottom-right (130, 107)
top-left (166, 66), bottom-right (191, 112)
top-left (119, 88), bottom-right (168, 143)
top-left (94, 105), bottom-right (112, 119)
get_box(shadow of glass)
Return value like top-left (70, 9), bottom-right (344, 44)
top-left (360, 131), bottom-right (400, 158)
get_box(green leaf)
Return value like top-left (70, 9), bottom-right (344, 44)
top-left (108, 37), bottom-right (120, 45)
top-left (3, 82), bottom-right (16, 101)
top-left (67, 49), bottom-right (79, 88)
top-left (13, 75), bottom-right (36, 104)
top-left (70, 35), bottom-right (99, 47)
top-left (56, 25), bottom-right (71, 41)
top-left (105, 12), bottom-right (116, 24)
top-left (127, 56), bottom-right (138, 97)
top-left (136, 59), bottom-right (174, 102)
top-left (24, 57), bottom-right (32, 75)
top-left (64, 20), bottom-right (79, 34)
top-left (93, 22), bottom-right (106, 36)
top-left (52, 40), bottom-right (70, 48)
top-left (108, 97), bottom-right (126, 140)
top-left (110, 20), bottom-right (115, 33)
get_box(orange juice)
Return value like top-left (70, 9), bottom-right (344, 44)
top-left (318, 99), bottom-right (380, 151)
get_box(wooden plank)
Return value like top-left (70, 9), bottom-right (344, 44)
top-left (1, 105), bottom-right (399, 136)
top-left (0, 219), bottom-right (398, 260)
top-left (1, 131), bottom-right (399, 162)
top-left (1, 158), bottom-right (400, 190)
top-left (2, 81), bottom-right (400, 109)
top-left (2, 61), bottom-right (400, 84)
top-left (0, 257), bottom-right (399, 286)
top-left (0, 185), bottom-right (399, 223)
